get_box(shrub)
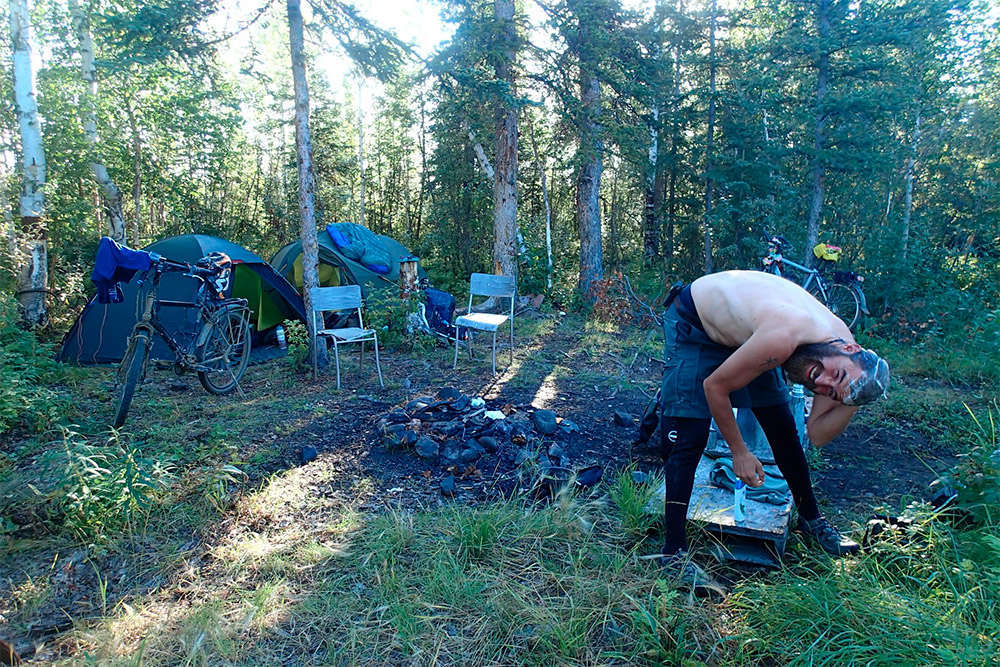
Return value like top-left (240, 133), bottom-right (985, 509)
top-left (282, 319), bottom-right (310, 372)
top-left (365, 289), bottom-right (434, 352)
top-left (0, 294), bottom-right (71, 434)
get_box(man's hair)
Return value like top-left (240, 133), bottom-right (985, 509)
top-left (782, 338), bottom-right (858, 387)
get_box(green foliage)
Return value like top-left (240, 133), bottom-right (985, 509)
top-left (282, 319), bottom-right (310, 372)
top-left (35, 428), bottom-right (173, 541)
top-left (609, 466), bottom-right (662, 541)
top-left (938, 403), bottom-right (1000, 525)
top-left (365, 290), bottom-right (434, 353)
top-left (0, 295), bottom-right (71, 434)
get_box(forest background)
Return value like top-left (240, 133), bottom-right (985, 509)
top-left (0, 0), bottom-right (996, 342)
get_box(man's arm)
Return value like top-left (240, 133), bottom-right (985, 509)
top-left (806, 395), bottom-right (858, 446)
top-left (703, 329), bottom-right (795, 486)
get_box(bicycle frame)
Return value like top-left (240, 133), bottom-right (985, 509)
top-left (763, 244), bottom-right (829, 301)
top-left (132, 261), bottom-right (233, 372)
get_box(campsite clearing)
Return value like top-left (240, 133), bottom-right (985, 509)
top-left (0, 314), bottom-right (990, 663)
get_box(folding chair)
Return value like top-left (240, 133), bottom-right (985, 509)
top-left (453, 273), bottom-right (516, 375)
top-left (309, 285), bottom-right (384, 389)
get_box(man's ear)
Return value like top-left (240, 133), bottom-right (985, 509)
top-left (841, 342), bottom-right (862, 354)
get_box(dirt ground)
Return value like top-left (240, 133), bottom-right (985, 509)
top-left (0, 317), bottom-right (963, 660)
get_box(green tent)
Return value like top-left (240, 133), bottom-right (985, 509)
top-left (59, 234), bottom-right (306, 364)
top-left (270, 223), bottom-right (426, 295)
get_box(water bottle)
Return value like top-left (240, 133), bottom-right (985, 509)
top-left (276, 324), bottom-right (287, 349)
top-left (734, 480), bottom-right (747, 522)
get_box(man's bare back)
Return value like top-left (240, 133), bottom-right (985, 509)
top-left (690, 270), bottom-right (853, 349)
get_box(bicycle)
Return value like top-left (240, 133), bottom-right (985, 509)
top-left (112, 251), bottom-right (252, 428)
top-left (760, 232), bottom-right (869, 330)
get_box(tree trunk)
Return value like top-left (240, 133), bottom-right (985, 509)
top-left (644, 103), bottom-right (660, 264)
top-left (901, 110), bottom-right (920, 260)
top-left (576, 66), bottom-right (604, 301)
top-left (492, 0), bottom-right (518, 281)
top-left (804, 0), bottom-right (831, 266)
top-left (702, 0), bottom-right (717, 273)
top-left (10, 0), bottom-right (47, 325)
top-left (69, 0), bottom-right (126, 244)
top-left (665, 0), bottom-right (683, 273)
top-left (287, 0), bottom-right (327, 366)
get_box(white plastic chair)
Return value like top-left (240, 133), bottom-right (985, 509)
top-left (309, 285), bottom-right (383, 389)
top-left (453, 273), bottom-right (516, 375)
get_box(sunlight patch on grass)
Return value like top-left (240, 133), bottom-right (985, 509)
top-left (530, 369), bottom-right (561, 409)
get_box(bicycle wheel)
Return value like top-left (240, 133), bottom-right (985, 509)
top-left (826, 282), bottom-right (862, 330)
top-left (197, 304), bottom-right (251, 395)
top-left (113, 332), bottom-right (150, 428)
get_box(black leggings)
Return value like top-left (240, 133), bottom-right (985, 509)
top-left (661, 403), bottom-right (819, 555)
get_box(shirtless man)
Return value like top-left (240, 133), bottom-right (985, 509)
top-left (659, 270), bottom-right (889, 589)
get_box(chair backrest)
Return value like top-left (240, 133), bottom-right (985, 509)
top-left (467, 273), bottom-right (516, 318)
top-left (309, 285), bottom-right (364, 330)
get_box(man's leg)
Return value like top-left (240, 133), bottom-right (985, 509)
top-left (661, 415), bottom-right (712, 556)
top-left (752, 403), bottom-right (858, 555)
top-left (751, 404), bottom-right (820, 521)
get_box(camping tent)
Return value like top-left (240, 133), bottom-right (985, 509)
top-left (270, 223), bottom-right (426, 295)
top-left (59, 234), bottom-right (306, 364)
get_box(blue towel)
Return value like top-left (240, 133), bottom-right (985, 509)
top-left (709, 458), bottom-right (792, 506)
top-left (91, 237), bottom-right (153, 304)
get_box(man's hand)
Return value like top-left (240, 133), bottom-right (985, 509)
top-left (733, 450), bottom-right (765, 487)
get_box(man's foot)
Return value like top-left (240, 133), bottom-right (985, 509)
top-left (659, 552), bottom-right (728, 598)
top-left (797, 516), bottom-right (860, 556)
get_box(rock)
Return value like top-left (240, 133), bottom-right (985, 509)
top-left (613, 410), bottom-right (634, 427)
top-left (559, 418), bottom-right (580, 433)
top-left (458, 440), bottom-right (486, 464)
top-left (575, 465), bottom-right (603, 488)
top-left (300, 445), bottom-right (318, 464)
top-left (440, 442), bottom-right (463, 466)
top-left (470, 397), bottom-right (486, 409)
top-left (478, 436), bottom-right (498, 453)
top-left (532, 409), bottom-right (558, 435)
top-left (385, 410), bottom-right (410, 424)
top-left (167, 380), bottom-right (188, 392)
top-left (440, 421), bottom-right (464, 437)
top-left (492, 420), bottom-right (512, 437)
top-left (406, 396), bottom-right (435, 412)
top-left (547, 443), bottom-right (565, 461)
top-left (401, 430), bottom-right (419, 447)
top-left (440, 475), bottom-right (457, 497)
top-left (415, 437), bottom-right (439, 460)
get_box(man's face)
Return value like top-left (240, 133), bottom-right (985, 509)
top-left (805, 354), bottom-right (863, 403)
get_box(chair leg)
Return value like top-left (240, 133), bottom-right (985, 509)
top-left (453, 326), bottom-right (460, 369)
top-left (510, 324), bottom-right (514, 367)
top-left (359, 341), bottom-right (364, 370)
top-left (373, 335), bottom-right (384, 387)
top-left (333, 340), bottom-right (341, 389)
top-left (491, 330), bottom-right (497, 375)
top-left (312, 334), bottom-right (318, 380)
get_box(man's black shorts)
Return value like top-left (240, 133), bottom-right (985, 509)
top-left (660, 297), bottom-right (789, 419)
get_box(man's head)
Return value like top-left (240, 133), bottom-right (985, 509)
top-left (783, 339), bottom-right (890, 405)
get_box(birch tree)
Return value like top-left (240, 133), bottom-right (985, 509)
top-left (69, 0), bottom-right (126, 244)
top-left (10, 0), bottom-right (47, 325)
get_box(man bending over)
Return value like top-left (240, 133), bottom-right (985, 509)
top-left (659, 270), bottom-right (889, 590)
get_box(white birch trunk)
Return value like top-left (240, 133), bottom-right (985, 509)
top-left (69, 0), bottom-right (126, 244)
top-left (287, 0), bottom-right (327, 366)
top-left (702, 0), bottom-right (717, 273)
top-left (805, 0), bottom-right (831, 266)
top-left (11, 0), bottom-right (47, 325)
